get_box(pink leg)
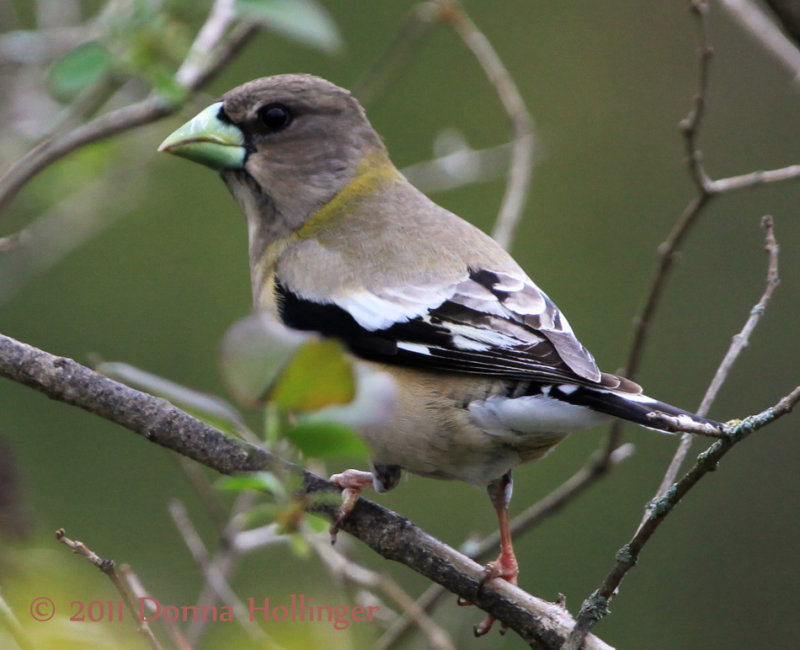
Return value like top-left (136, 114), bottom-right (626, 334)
top-left (474, 472), bottom-right (519, 637)
top-left (329, 469), bottom-right (373, 542)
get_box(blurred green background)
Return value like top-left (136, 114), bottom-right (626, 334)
top-left (1, 1), bottom-right (799, 648)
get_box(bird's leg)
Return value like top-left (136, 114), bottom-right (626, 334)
top-left (328, 469), bottom-right (373, 543)
top-left (474, 471), bottom-right (518, 637)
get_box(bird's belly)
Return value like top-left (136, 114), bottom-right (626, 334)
top-left (358, 364), bottom-right (571, 485)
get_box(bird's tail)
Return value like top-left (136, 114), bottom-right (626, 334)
top-left (550, 378), bottom-right (721, 434)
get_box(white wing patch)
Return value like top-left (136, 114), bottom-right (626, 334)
top-left (329, 266), bottom-right (601, 384)
top-left (334, 284), bottom-right (452, 331)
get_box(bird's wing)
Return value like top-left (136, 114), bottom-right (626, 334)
top-left (276, 267), bottom-right (606, 387)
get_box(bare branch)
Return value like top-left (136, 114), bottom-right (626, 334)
top-left (565, 6), bottom-right (797, 644)
top-left (168, 498), bottom-right (273, 645)
top-left (0, 332), bottom-right (612, 648)
top-left (309, 531), bottom-right (457, 650)
top-left (353, 3), bottom-right (441, 108)
top-left (121, 565), bottom-right (192, 650)
top-left (653, 215), bottom-right (781, 495)
top-left (708, 163), bottom-right (800, 193)
top-left (561, 385), bottom-right (800, 650)
top-left (680, 0), bottom-right (715, 195)
top-left (604, 0), bottom-right (715, 453)
top-left (439, 1), bottom-right (534, 250)
top-left (55, 528), bottom-right (163, 650)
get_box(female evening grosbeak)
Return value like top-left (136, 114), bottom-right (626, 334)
top-left (159, 74), bottom-right (720, 635)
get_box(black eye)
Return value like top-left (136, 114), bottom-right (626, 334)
top-left (257, 103), bottom-right (292, 132)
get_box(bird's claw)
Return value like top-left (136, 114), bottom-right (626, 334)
top-left (469, 554), bottom-right (519, 635)
top-left (328, 469), bottom-right (374, 544)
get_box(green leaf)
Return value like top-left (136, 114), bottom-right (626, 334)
top-left (47, 42), bottom-right (113, 102)
top-left (303, 512), bottom-right (329, 534)
top-left (288, 533), bottom-right (310, 557)
top-left (308, 364), bottom-right (396, 429)
top-left (216, 471), bottom-right (286, 496)
top-left (241, 503), bottom-right (281, 527)
top-left (235, 0), bottom-right (343, 53)
top-left (270, 339), bottom-right (355, 411)
top-left (220, 314), bottom-right (312, 405)
top-left (284, 420), bottom-right (368, 459)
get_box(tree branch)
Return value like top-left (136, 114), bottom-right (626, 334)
top-left (652, 215), bottom-right (780, 497)
top-left (0, 7), bottom-right (258, 216)
top-left (0, 331), bottom-right (612, 649)
top-left (439, 1), bottom-right (534, 250)
top-left (55, 528), bottom-right (164, 650)
top-left (561, 383), bottom-right (799, 650)
top-left (720, 0), bottom-right (800, 79)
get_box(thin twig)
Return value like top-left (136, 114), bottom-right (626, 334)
top-left (566, 5), bottom-right (795, 645)
top-left (168, 497), bottom-right (274, 645)
top-left (352, 2), bottom-right (441, 108)
top-left (401, 141), bottom-right (512, 194)
top-left (653, 215), bottom-right (780, 497)
top-left (601, 0), bottom-right (715, 458)
top-left (309, 531), bottom-right (457, 650)
top-left (708, 163), bottom-right (800, 193)
top-left (377, 443), bottom-right (635, 649)
top-left (680, 0), bottom-right (715, 195)
top-left (55, 528), bottom-right (164, 650)
top-left (121, 565), bottom-right (192, 650)
top-left (0, 590), bottom-right (34, 650)
top-left (616, 3), bottom-right (798, 391)
top-left (562, 385), bottom-right (800, 650)
top-left (439, 0), bottom-right (534, 250)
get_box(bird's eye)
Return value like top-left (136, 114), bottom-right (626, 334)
top-left (257, 103), bottom-right (292, 132)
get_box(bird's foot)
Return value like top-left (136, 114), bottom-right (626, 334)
top-left (328, 469), bottom-right (373, 543)
top-left (482, 552), bottom-right (519, 586)
top-left (470, 548), bottom-right (519, 636)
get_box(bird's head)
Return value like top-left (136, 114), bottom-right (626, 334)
top-left (159, 74), bottom-right (389, 242)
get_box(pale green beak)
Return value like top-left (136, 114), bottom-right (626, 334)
top-left (158, 102), bottom-right (246, 170)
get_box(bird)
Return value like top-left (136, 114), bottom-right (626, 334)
top-left (158, 73), bottom-right (721, 635)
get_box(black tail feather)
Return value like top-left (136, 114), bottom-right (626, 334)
top-left (550, 384), bottom-right (721, 433)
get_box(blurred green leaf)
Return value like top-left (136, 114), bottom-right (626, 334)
top-left (216, 471), bottom-right (286, 496)
top-left (270, 339), bottom-right (355, 411)
top-left (235, 0), bottom-right (343, 53)
top-left (241, 503), bottom-right (281, 527)
top-left (304, 512), bottom-right (329, 534)
top-left (123, 22), bottom-right (189, 103)
top-left (220, 313), bottom-right (311, 405)
top-left (144, 64), bottom-right (188, 103)
top-left (288, 533), bottom-right (310, 557)
top-left (284, 420), bottom-right (368, 459)
top-left (308, 364), bottom-right (396, 429)
top-left (47, 42), bottom-right (113, 102)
